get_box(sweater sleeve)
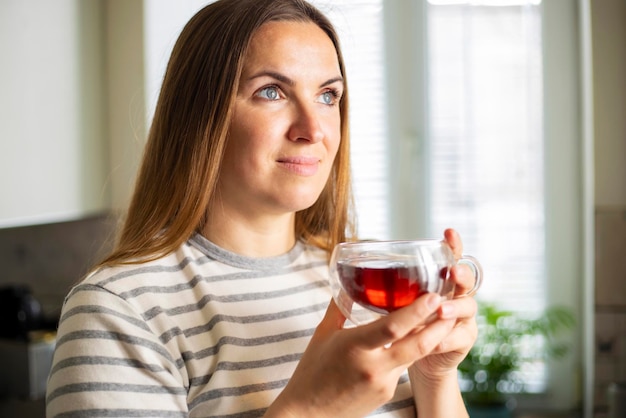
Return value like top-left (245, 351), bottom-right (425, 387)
top-left (46, 283), bottom-right (189, 418)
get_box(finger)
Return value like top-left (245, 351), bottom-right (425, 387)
top-left (354, 293), bottom-right (442, 350)
top-left (438, 295), bottom-right (478, 321)
top-left (387, 317), bottom-right (457, 364)
top-left (427, 317), bottom-right (478, 356)
top-left (313, 299), bottom-right (347, 340)
top-left (443, 228), bottom-right (463, 259)
top-left (449, 263), bottom-right (477, 296)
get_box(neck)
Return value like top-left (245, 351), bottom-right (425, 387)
top-left (201, 206), bottom-right (297, 257)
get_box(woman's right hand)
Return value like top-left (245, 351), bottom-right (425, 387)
top-left (265, 293), bottom-right (456, 418)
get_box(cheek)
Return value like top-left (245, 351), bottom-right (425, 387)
top-left (226, 113), bottom-right (266, 161)
top-left (228, 112), bottom-right (254, 147)
top-left (325, 118), bottom-right (342, 160)
top-left (229, 106), bottom-right (284, 149)
top-left (223, 124), bottom-right (254, 179)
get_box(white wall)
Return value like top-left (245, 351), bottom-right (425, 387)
top-left (0, 0), bottom-right (109, 227)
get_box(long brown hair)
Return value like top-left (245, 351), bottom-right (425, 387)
top-left (99, 0), bottom-right (355, 268)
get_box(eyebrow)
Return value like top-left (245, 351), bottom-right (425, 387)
top-left (247, 71), bottom-right (344, 88)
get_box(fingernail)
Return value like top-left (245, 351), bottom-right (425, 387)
top-left (427, 294), bottom-right (442, 310)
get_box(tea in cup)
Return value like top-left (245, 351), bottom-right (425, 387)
top-left (328, 239), bottom-right (483, 326)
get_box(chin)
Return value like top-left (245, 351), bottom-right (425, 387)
top-left (281, 193), bottom-right (323, 213)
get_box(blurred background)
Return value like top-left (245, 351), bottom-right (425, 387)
top-left (0, 0), bottom-right (623, 417)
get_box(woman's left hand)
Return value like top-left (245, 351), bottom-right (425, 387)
top-left (410, 228), bottom-right (479, 379)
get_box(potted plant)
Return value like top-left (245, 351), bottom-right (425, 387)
top-left (458, 302), bottom-right (575, 418)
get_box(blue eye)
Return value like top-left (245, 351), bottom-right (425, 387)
top-left (257, 86), bottom-right (281, 101)
top-left (318, 89), bottom-right (340, 106)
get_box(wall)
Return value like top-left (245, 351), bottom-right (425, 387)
top-left (0, 3), bottom-right (145, 414)
top-left (0, 0), bottom-right (110, 227)
top-left (591, 0), bottom-right (626, 416)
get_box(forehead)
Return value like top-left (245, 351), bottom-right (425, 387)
top-left (242, 20), bottom-right (340, 76)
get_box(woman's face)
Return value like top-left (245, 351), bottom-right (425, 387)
top-left (218, 20), bottom-right (343, 221)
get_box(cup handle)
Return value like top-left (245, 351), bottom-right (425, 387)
top-left (457, 255), bottom-right (483, 297)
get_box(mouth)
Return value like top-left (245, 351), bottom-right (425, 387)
top-left (276, 155), bottom-right (321, 176)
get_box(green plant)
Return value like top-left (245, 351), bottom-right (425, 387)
top-left (458, 302), bottom-right (575, 407)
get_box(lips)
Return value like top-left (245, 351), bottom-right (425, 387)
top-left (277, 155), bottom-right (321, 176)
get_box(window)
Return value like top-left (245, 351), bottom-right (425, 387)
top-left (426, 0), bottom-right (546, 391)
top-left (319, 0), bottom-right (547, 308)
top-left (425, 1), bottom-right (545, 313)
top-left (315, 0), bottom-right (582, 407)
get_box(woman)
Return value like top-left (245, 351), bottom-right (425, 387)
top-left (46, 0), bottom-right (478, 416)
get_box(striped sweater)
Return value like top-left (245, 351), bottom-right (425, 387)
top-left (46, 233), bottom-right (415, 417)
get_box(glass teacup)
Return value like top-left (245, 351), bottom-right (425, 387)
top-left (328, 239), bottom-right (483, 326)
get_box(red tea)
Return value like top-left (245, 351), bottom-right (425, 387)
top-left (337, 259), bottom-right (448, 314)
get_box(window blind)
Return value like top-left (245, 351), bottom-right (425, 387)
top-left (317, 0), bottom-right (547, 315)
top-left (425, 2), bottom-right (545, 313)
top-left (425, 0), bottom-right (546, 391)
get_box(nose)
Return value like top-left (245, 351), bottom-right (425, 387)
top-left (287, 102), bottom-right (325, 143)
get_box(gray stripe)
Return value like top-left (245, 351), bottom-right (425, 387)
top-left (118, 274), bottom-right (204, 299)
top-left (398, 374), bottom-right (409, 385)
top-left (65, 282), bottom-right (111, 301)
top-left (172, 392), bottom-right (411, 418)
top-left (83, 260), bottom-right (326, 304)
top-left (189, 353), bottom-right (302, 387)
top-left (91, 245), bottom-right (322, 293)
top-left (92, 254), bottom-right (212, 288)
top-left (208, 403), bottom-right (414, 418)
top-left (126, 261), bottom-right (327, 303)
top-left (47, 382), bottom-right (187, 405)
top-left (370, 376), bottom-right (413, 415)
top-left (60, 304), bottom-right (152, 333)
top-left (199, 261), bottom-right (328, 284)
top-left (145, 279), bottom-right (328, 321)
top-left (188, 378), bottom-right (289, 410)
top-left (183, 301), bottom-right (327, 337)
top-left (54, 409), bottom-right (188, 418)
top-left (54, 330), bottom-right (183, 370)
top-left (210, 409), bottom-right (266, 418)
top-left (182, 328), bottom-right (316, 361)
top-left (159, 301), bottom-right (327, 344)
top-left (49, 355), bottom-right (168, 378)
top-left (370, 397), bottom-right (414, 415)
